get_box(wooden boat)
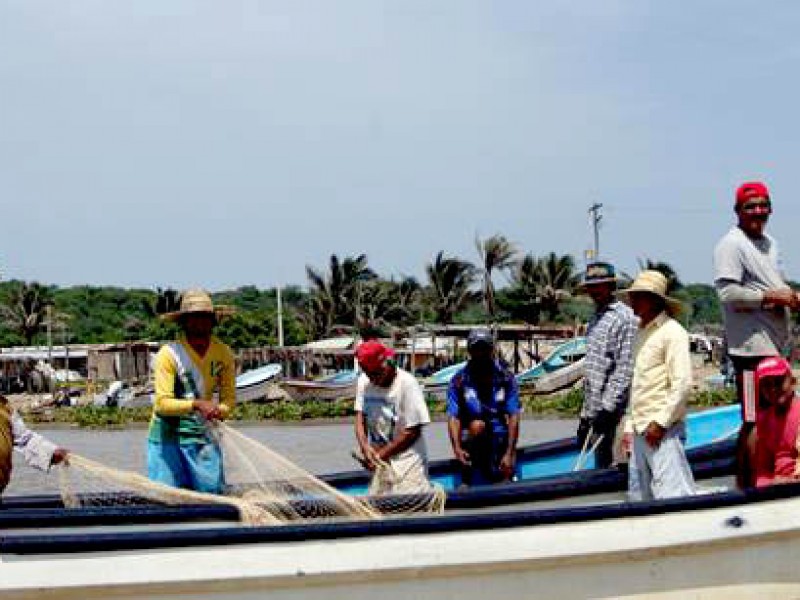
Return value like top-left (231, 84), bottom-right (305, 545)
top-left (424, 338), bottom-right (587, 398)
top-left (515, 337), bottom-right (586, 383)
top-left (3, 480), bottom-right (799, 599)
top-left (0, 406), bottom-right (748, 598)
top-left (279, 378), bottom-right (357, 401)
top-left (520, 357), bottom-right (585, 395)
top-left (0, 405), bottom-right (740, 516)
top-left (235, 363), bottom-right (284, 403)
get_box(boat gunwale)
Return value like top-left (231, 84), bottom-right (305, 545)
top-left (4, 471), bottom-right (793, 557)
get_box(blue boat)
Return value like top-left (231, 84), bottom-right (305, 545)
top-left (0, 405), bottom-right (739, 523)
top-left (427, 361), bottom-right (467, 384)
top-left (516, 337), bottom-right (587, 383)
top-left (330, 404), bottom-right (741, 495)
top-left (317, 369), bottom-right (358, 384)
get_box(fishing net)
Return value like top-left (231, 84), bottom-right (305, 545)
top-left (58, 422), bottom-right (445, 526)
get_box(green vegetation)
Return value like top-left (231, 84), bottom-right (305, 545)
top-left (24, 387), bottom-right (737, 428)
top-left (0, 251), bottom-right (723, 350)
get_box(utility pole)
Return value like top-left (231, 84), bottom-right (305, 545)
top-left (276, 286), bottom-right (284, 348)
top-left (46, 304), bottom-right (53, 366)
top-left (588, 203), bottom-right (603, 260)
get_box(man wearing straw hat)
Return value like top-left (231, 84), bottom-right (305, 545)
top-left (713, 181), bottom-right (799, 488)
top-left (620, 271), bottom-right (695, 500)
top-left (576, 262), bottom-right (637, 469)
top-left (148, 289), bottom-right (236, 494)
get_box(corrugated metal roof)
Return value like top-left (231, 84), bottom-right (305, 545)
top-left (302, 336), bottom-right (356, 351)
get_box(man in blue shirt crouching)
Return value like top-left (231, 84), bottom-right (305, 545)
top-left (446, 328), bottom-right (521, 486)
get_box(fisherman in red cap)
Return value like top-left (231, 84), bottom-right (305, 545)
top-left (752, 357), bottom-right (800, 487)
top-left (713, 181), bottom-right (800, 488)
top-left (353, 340), bottom-right (432, 494)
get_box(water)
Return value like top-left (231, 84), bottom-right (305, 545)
top-left (5, 418), bottom-right (577, 496)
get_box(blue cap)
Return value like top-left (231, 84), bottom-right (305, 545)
top-left (467, 328), bottom-right (494, 349)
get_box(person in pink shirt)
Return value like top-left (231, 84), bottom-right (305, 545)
top-left (753, 356), bottom-right (800, 487)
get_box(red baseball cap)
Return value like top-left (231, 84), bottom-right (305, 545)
top-left (355, 340), bottom-right (395, 372)
top-left (755, 356), bottom-right (791, 381)
top-left (735, 181), bottom-right (770, 207)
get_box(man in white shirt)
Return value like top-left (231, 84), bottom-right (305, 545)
top-left (713, 181), bottom-right (799, 487)
top-left (621, 271), bottom-right (695, 501)
top-left (354, 340), bottom-right (431, 494)
top-left (1, 395), bottom-right (69, 493)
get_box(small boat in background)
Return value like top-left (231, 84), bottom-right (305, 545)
top-left (235, 363), bottom-right (283, 403)
top-left (279, 377), bottom-right (357, 402)
top-left (317, 370), bottom-right (358, 384)
top-left (516, 337), bottom-right (586, 383)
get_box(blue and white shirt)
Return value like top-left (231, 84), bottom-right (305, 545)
top-left (582, 300), bottom-right (638, 418)
top-left (447, 361), bottom-right (520, 436)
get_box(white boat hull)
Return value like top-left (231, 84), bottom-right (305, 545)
top-left (3, 493), bottom-right (800, 599)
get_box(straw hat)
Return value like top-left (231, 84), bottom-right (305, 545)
top-left (160, 288), bottom-right (235, 322)
top-left (618, 270), bottom-right (683, 316)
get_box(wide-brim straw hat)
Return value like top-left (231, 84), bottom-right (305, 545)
top-left (618, 270), bottom-right (683, 316)
top-left (160, 288), bottom-right (235, 322)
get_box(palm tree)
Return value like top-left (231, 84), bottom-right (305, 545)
top-left (475, 234), bottom-right (518, 319)
top-left (501, 254), bottom-right (543, 324)
top-left (424, 251), bottom-right (477, 324)
top-left (535, 252), bottom-right (578, 322)
top-left (0, 281), bottom-right (55, 344)
top-left (141, 287), bottom-right (182, 318)
top-left (304, 254), bottom-right (377, 337)
top-left (503, 253), bottom-right (577, 324)
top-left (357, 276), bottom-right (423, 332)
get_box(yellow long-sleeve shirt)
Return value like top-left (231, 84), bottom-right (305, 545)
top-left (148, 335), bottom-right (236, 443)
top-left (625, 313), bottom-right (692, 435)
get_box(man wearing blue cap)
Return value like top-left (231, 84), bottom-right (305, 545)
top-left (577, 262), bottom-right (637, 468)
top-left (446, 328), bottom-right (521, 485)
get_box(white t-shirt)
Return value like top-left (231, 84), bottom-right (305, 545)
top-left (354, 368), bottom-right (430, 490)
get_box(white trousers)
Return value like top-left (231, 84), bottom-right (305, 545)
top-left (628, 422), bottom-right (696, 501)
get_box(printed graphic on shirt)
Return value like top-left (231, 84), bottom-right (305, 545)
top-left (363, 396), bottom-right (397, 445)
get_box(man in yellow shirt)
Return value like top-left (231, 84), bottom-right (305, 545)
top-left (621, 271), bottom-right (695, 501)
top-left (148, 289), bottom-right (236, 494)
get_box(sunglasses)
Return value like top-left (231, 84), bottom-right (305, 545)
top-left (739, 200), bottom-right (772, 212)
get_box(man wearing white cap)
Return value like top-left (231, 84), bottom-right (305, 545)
top-left (621, 271), bottom-right (695, 500)
top-left (148, 289), bottom-right (236, 494)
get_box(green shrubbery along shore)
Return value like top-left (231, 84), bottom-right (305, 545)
top-left (25, 387), bottom-right (737, 428)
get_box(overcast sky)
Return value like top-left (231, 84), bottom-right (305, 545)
top-left (2, 1), bottom-right (799, 291)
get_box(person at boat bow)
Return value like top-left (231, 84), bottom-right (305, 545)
top-left (354, 340), bottom-right (432, 494)
top-left (0, 395), bottom-right (69, 493)
top-left (713, 181), bottom-right (799, 488)
top-left (621, 271), bottom-right (696, 500)
top-left (148, 289), bottom-right (236, 494)
top-left (447, 328), bottom-right (521, 486)
top-left (577, 262), bottom-right (637, 468)
top-left (752, 356), bottom-right (800, 487)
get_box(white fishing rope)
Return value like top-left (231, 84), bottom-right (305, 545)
top-left (573, 432), bottom-right (605, 471)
